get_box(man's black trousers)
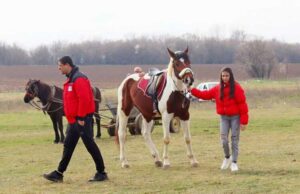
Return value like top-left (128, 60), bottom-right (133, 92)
top-left (57, 115), bottom-right (105, 173)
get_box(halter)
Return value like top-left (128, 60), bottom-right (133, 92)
top-left (178, 67), bottom-right (194, 78)
top-left (25, 81), bottom-right (63, 113)
top-left (170, 60), bottom-right (194, 91)
top-left (168, 50), bottom-right (194, 108)
top-left (171, 52), bottom-right (193, 80)
top-left (25, 80), bottom-right (39, 98)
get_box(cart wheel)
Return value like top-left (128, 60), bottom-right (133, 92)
top-left (128, 126), bottom-right (136, 135)
top-left (170, 117), bottom-right (180, 133)
top-left (107, 119), bottom-right (116, 136)
top-left (134, 114), bottom-right (143, 135)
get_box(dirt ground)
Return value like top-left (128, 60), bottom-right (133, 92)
top-left (0, 63), bottom-right (298, 91)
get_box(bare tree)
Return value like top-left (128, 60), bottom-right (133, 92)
top-left (30, 45), bottom-right (52, 65)
top-left (235, 40), bottom-right (278, 79)
top-left (2, 33), bottom-right (300, 66)
top-left (230, 30), bottom-right (247, 42)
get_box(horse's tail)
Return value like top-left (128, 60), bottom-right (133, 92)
top-left (115, 75), bottom-right (133, 146)
top-left (94, 87), bottom-right (101, 104)
top-left (114, 115), bottom-right (120, 145)
top-left (115, 77), bottom-right (127, 146)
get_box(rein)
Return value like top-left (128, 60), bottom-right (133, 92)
top-left (171, 79), bottom-right (190, 108)
top-left (29, 100), bottom-right (63, 113)
top-left (28, 85), bottom-right (64, 114)
top-left (28, 84), bottom-right (100, 114)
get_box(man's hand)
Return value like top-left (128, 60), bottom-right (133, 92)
top-left (240, 124), bottom-right (247, 131)
top-left (78, 120), bottom-right (85, 126)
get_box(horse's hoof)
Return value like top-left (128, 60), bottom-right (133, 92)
top-left (122, 163), bottom-right (130, 168)
top-left (155, 161), bottom-right (163, 167)
top-left (163, 164), bottom-right (170, 169)
top-left (53, 141), bottom-right (59, 144)
top-left (191, 162), bottom-right (199, 168)
top-left (96, 136), bottom-right (101, 139)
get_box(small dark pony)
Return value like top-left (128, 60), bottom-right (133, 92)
top-left (24, 79), bottom-right (102, 143)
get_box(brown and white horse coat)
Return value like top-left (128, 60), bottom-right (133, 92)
top-left (117, 48), bottom-right (198, 168)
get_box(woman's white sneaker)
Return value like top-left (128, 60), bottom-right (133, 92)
top-left (230, 162), bottom-right (239, 172)
top-left (220, 157), bottom-right (231, 170)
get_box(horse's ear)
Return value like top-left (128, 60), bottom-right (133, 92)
top-left (184, 46), bottom-right (189, 54)
top-left (167, 48), bottom-right (176, 59)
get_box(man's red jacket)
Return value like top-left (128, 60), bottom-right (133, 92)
top-left (63, 67), bottom-right (95, 124)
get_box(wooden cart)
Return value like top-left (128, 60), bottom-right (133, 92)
top-left (99, 102), bottom-right (180, 136)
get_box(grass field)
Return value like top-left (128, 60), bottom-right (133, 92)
top-left (0, 80), bottom-right (300, 194)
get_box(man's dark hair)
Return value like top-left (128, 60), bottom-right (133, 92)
top-left (59, 56), bottom-right (74, 67)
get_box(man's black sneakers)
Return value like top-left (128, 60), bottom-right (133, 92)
top-left (43, 170), bottom-right (63, 182)
top-left (88, 172), bottom-right (108, 182)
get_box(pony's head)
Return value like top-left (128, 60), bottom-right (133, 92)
top-left (167, 47), bottom-right (194, 89)
top-left (24, 79), bottom-right (40, 103)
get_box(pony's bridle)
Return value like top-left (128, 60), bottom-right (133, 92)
top-left (25, 81), bottom-right (63, 113)
top-left (25, 81), bottom-right (39, 99)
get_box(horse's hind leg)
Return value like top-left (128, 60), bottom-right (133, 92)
top-left (181, 120), bottom-right (198, 167)
top-left (58, 115), bottom-right (64, 143)
top-left (118, 109), bottom-right (129, 168)
top-left (141, 118), bottom-right (162, 167)
top-left (50, 115), bottom-right (59, 144)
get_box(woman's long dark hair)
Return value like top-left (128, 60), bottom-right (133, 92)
top-left (220, 67), bottom-right (235, 100)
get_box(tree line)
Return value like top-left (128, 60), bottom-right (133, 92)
top-left (1, 32), bottom-right (300, 67)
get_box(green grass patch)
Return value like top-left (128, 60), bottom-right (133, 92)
top-left (0, 82), bottom-right (300, 193)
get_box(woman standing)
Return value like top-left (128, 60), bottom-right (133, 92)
top-left (191, 67), bottom-right (248, 172)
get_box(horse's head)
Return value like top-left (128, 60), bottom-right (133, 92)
top-left (24, 79), bottom-right (40, 103)
top-left (167, 47), bottom-right (194, 89)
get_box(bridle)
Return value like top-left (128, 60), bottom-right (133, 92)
top-left (25, 81), bottom-right (63, 113)
top-left (25, 80), bottom-right (39, 99)
top-left (172, 55), bottom-right (194, 81)
top-left (170, 57), bottom-right (194, 108)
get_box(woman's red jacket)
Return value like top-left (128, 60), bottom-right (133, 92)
top-left (191, 82), bottom-right (248, 125)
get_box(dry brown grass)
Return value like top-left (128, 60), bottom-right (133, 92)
top-left (1, 63), bottom-right (299, 92)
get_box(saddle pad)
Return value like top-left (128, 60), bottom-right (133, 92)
top-left (137, 72), bottom-right (167, 100)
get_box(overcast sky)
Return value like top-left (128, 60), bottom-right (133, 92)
top-left (0, 0), bottom-right (299, 49)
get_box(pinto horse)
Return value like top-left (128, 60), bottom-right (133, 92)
top-left (117, 48), bottom-right (199, 168)
top-left (24, 79), bottom-right (102, 143)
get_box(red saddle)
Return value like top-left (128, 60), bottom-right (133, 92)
top-left (137, 72), bottom-right (167, 100)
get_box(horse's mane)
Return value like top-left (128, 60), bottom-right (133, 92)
top-left (167, 58), bottom-right (173, 76)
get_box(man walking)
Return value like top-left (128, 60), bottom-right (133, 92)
top-left (43, 56), bottom-right (108, 182)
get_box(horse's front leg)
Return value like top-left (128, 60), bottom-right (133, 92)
top-left (94, 113), bottom-right (101, 138)
top-left (141, 118), bottom-right (162, 167)
top-left (57, 115), bottom-right (64, 143)
top-left (50, 114), bottom-right (60, 144)
top-left (181, 120), bottom-right (198, 167)
top-left (162, 113), bottom-right (172, 169)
